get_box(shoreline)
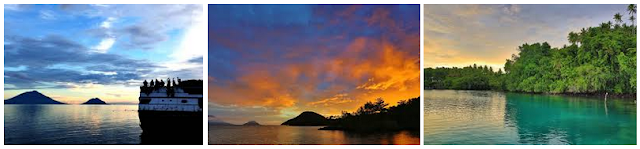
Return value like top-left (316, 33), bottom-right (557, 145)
top-left (425, 89), bottom-right (637, 100)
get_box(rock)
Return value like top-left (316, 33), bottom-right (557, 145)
top-left (281, 111), bottom-right (329, 126)
top-left (4, 91), bottom-right (65, 104)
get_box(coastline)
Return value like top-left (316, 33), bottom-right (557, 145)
top-left (425, 89), bottom-right (637, 100)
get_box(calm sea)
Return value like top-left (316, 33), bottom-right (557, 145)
top-left (208, 125), bottom-right (419, 145)
top-left (4, 105), bottom-right (142, 144)
top-left (424, 90), bottom-right (637, 145)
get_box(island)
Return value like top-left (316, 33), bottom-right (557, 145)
top-left (242, 121), bottom-right (261, 126)
top-left (82, 98), bottom-right (108, 105)
top-left (281, 111), bottom-right (329, 126)
top-left (4, 90), bottom-right (65, 104)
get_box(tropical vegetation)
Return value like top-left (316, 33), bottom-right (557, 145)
top-left (425, 5), bottom-right (637, 95)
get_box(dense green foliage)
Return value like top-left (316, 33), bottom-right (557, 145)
top-left (425, 6), bottom-right (637, 94)
top-left (424, 64), bottom-right (505, 90)
top-left (322, 97), bottom-right (420, 132)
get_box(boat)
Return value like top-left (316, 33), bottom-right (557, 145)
top-left (138, 78), bottom-right (203, 144)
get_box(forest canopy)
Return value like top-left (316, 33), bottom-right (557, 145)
top-left (425, 5), bottom-right (637, 94)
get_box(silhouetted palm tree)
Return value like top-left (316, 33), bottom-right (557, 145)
top-left (614, 13), bottom-right (623, 24)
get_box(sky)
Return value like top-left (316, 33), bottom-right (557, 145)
top-left (4, 4), bottom-right (204, 104)
top-left (208, 4), bottom-right (420, 125)
top-left (424, 4), bottom-right (630, 70)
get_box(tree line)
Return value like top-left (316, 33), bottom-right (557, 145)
top-left (425, 5), bottom-right (636, 94)
top-left (322, 97), bottom-right (420, 132)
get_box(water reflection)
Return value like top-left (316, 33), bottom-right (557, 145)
top-left (504, 93), bottom-right (636, 144)
top-left (4, 105), bottom-right (141, 144)
top-left (208, 125), bottom-right (419, 144)
top-left (424, 90), bottom-right (636, 145)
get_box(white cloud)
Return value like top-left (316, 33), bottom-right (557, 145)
top-left (4, 4), bottom-right (22, 11)
top-left (158, 11), bottom-right (204, 73)
top-left (92, 17), bottom-right (117, 53)
top-left (39, 10), bottom-right (56, 20)
top-left (71, 4), bottom-right (203, 50)
top-left (503, 4), bottom-right (521, 16)
top-left (100, 17), bottom-right (116, 28)
top-left (92, 36), bottom-right (116, 53)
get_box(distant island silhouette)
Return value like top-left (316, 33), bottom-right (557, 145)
top-left (281, 111), bottom-right (329, 126)
top-left (82, 98), bottom-right (108, 105)
top-left (4, 90), bottom-right (65, 104)
top-left (243, 120), bottom-right (261, 126)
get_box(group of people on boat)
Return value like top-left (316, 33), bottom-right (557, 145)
top-left (140, 78), bottom-right (183, 97)
top-left (142, 78), bottom-right (182, 88)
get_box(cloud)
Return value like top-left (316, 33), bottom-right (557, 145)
top-left (59, 4), bottom-right (202, 50)
top-left (188, 56), bottom-right (203, 64)
top-left (4, 4), bottom-right (24, 11)
top-left (100, 17), bottom-right (116, 28)
top-left (39, 10), bottom-right (56, 20)
top-left (92, 17), bottom-right (117, 53)
top-left (92, 38), bottom-right (116, 53)
top-left (502, 4), bottom-right (521, 16)
top-left (4, 35), bottom-right (157, 90)
top-left (307, 93), bottom-right (353, 106)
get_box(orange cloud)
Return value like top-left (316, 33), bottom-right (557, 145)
top-left (307, 93), bottom-right (352, 106)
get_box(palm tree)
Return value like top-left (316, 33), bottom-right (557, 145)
top-left (614, 13), bottom-right (623, 24)
top-left (628, 4), bottom-right (636, 26)
top-left (568, 31), bottom-right (578, 44)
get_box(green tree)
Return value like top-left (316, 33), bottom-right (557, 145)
top-left (614, 13), bottom-right (623, 24)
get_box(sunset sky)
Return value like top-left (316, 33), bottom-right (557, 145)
top-left (209, 4), bottom-right (420, 125)
top-left (4, 4), bottom-right (204, 104)
top-left (424, 4), bottom-right (629, 70)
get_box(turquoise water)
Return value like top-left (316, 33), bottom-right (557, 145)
top-left (424, 90), bottom-right (636, 145)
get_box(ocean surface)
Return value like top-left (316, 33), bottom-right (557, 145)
top-left (208, 125), bottom-right (420, 144)
top-left (424, 90), bottom-right (637, 145)
top-left (4, 105), bottom-right (142, 144)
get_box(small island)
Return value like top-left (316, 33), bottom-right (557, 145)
top-left (4, 90), bottom-right (65, 104)
top-left (82, 98), bottom-right (108, 105)
top-left (242, 121), bottom-right (261, 126)
top-left (281, 111), bottom-right (328, 126)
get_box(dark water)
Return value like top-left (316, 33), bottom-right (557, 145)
top-left (208, 125), bottom-right (419, 144)
top-left (4, 105), bottom-right (142, 144)
top-left (424, 90), bottom-right (637, 145)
